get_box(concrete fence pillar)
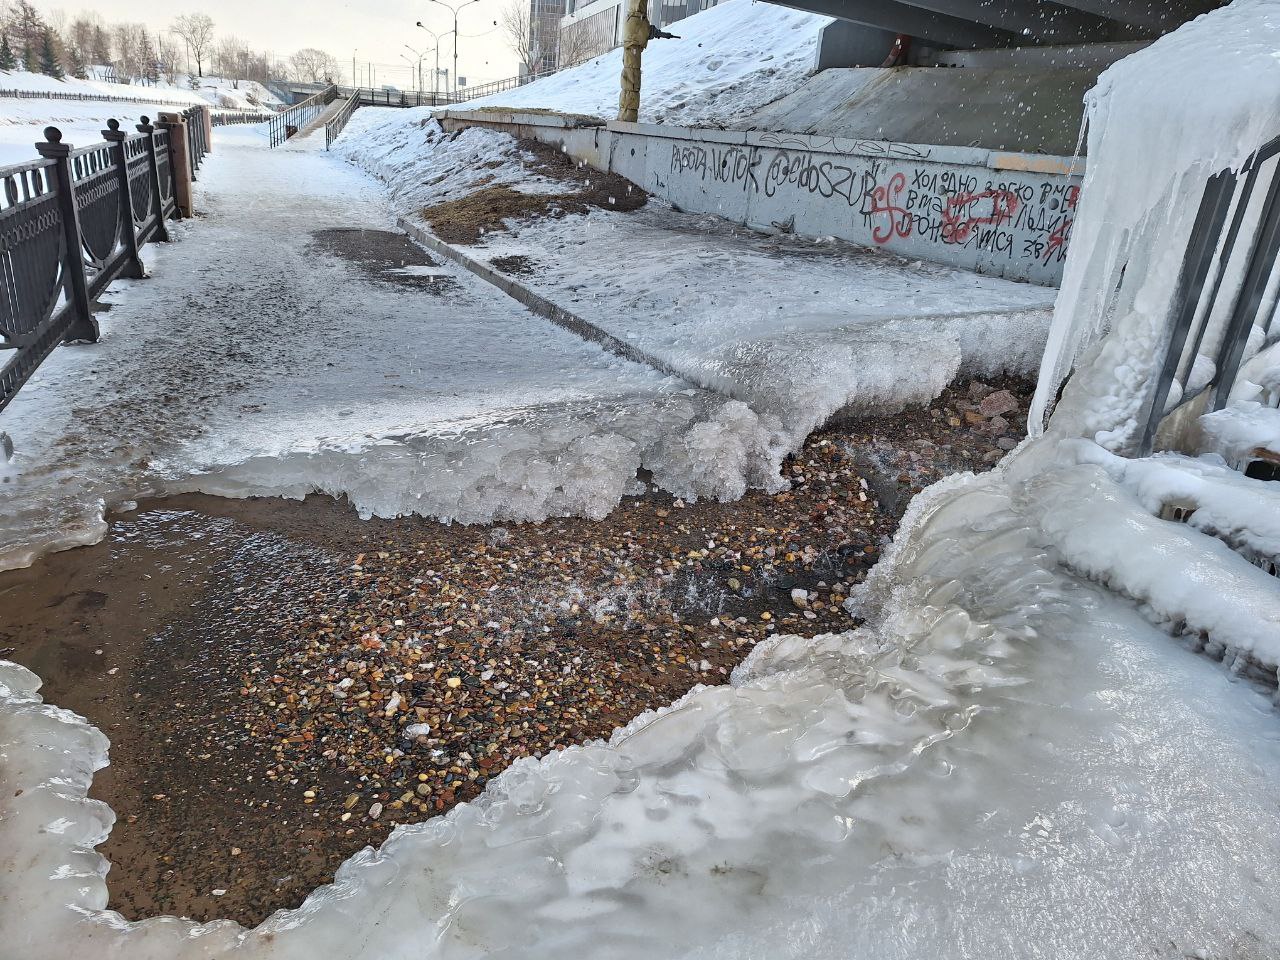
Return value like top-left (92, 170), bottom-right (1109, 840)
top-left (158, 111), bottom-right (194, 218)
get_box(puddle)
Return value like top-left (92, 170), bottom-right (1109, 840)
top-left (308, 228), bottom-right (461, 293)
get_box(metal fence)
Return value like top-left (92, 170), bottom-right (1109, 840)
top-left (211, 110), bottom-right (271, 126)
top-left (0, 108), bottom-right (207, 414)
top-left (267, 84), bottom-right (339, 148)
top-left (1140, 133), bottom-right (1280, 455)
top-left (325, 94), bottom-right (363, 150)
top-left (0, 86), bottom-right (213, 109)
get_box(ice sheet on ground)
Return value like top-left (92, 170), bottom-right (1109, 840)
top-left (0, 124), bottom-right (783, 571)
top-left (459, 0), bottom-right (831, 126)
top-left (333, 117), bottom-right (1056, 439)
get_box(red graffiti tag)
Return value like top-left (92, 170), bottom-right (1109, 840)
top-left (941, 189), bottom-right (1019, 245)
top-left (870, 172), bottom-right (912, 243)
top-left (1042, 218), bottom-right (1072, 265)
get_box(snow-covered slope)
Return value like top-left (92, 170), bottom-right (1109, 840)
top-left (0, 70), bottom-right (279, 111)
top-left (462, 0), bottom-right (830, 126)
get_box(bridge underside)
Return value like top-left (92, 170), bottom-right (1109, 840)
top-left (761, 0), bottom-right (1225, 50)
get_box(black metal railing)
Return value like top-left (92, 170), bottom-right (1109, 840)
top-left (0, 86), bottom-right (215, 110)
top-left (1140, 133), bottom-right (1280, 455)
top-left (211, 110), bottom-right (271, 126)
top-left (267, 84), bottom-right (339, 148)
top-left (0, 109), bottom-right (208, 414)
top-left (325, 94), bottom-right (363, 150)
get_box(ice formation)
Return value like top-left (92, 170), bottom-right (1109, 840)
top-left (333, 122), bottom-right (1057, 442)
top-left (1029, 0), bottom-right (1280, 439)
top-left (6, 3), bottom-right (1280, 957)
top-left (0, 126), bottom-right (786, 572)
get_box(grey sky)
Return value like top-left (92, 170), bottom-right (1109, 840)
top-left (72, 0), bottom-right (519, 87)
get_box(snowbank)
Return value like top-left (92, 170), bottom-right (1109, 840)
top-left (462, 0), bottom-right (830, 126)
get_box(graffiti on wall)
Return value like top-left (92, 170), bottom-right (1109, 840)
top-left (667, 142), bottom-right (1080, 272)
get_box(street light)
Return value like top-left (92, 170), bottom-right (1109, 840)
top-left (417, 0), bottom-right (481, 100)
top-left (415, 23), bottom-right (453, 102)
top-left (404, 43), bottom-right (437, 98)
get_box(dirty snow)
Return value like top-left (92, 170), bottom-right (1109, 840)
top-left (461, 0), bottom-right (831, 126)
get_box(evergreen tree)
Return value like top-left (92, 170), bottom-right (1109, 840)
top-left (91, 25), bottom-right (111, 67)
top-left (67, 45), bottom-right (88, 80)
top-left (0, 35), bottom-right (16, 72)
top-left (39, 29), bottom-right (62, 78)
top-left (23, 43), bottom-right (37, 73)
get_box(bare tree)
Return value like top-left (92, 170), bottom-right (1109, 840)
top-left (171, 11), bottom-right (213, 77)
top-left (556, 18), bottom-right (600, 69)
top-left (288, 46), bottom-right (341, 83)
top-left (500, 1), bottom-right (539, 77)
top-left (155, 33), bottom-right (182, 84)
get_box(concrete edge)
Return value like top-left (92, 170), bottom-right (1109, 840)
top-left (439, 107), bottom-right (1086, 175)
top-left (396, 215), bottom-right (691, 385)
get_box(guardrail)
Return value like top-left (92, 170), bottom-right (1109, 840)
top-left (267, 84), bottom-right (339, 148)
top-left (453, 68), bottom-right (557, 103)
top-left (0, 85), bottom-right (214, 109)
top-left (211, 110), bottom-right (271, 127)
top-left (1140, 132), bottom-right (1280, 455)
top-left (325, 94), bottom-right (363, 150)
top-left (0, 107), bottom-right (209, 414)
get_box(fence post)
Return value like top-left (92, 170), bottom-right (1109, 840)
top-left (158, 112), bottom-right (194, 218)
top-left (101, 119), bottom-right (146, 280)
top-left (34, 126), bottom-right (98, 344)
top-left (136, 117), bottom-right (170, 241)
top-left (199, 105), bottom-right (213, 154)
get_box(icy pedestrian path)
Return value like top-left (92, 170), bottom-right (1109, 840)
top-left (469, 208), bottom-right (1057, 439)
top-left (0, 125), bottom-right (781, 570)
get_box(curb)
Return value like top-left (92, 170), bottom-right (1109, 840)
top-left (396, 216), bottom-right (690, 383)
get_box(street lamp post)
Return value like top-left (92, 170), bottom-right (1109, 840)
top-left (417, 0), bottom-right (481, 101)
top-left (404, 44), bottom-right (434, 97)
top-left (414, 23), bottom-right (450, 102)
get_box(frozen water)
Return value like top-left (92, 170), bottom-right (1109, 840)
top-left (6, 4), bottom-right (1280, 956)
top-left (7, 467), bottom-right (1280, 959)
top-left (0, 126), bottom-right (784, 571)
top-left (1029, 0), bottom-right (1280, 439)
top-left (332, 117), bottom-right (1056, 441)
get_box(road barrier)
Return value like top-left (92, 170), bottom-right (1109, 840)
top-left (0, 106), bottom-right (211, 414)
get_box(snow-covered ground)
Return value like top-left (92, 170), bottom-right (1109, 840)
top-left (5, 2), bottom-right (1280, 956)
top-left (333, 115), bottom-right (1056, 439)
top-left (462, 0), bottom-right (831, 125)
top-left (0, 123), bottom-right (782, 572)
top-left (0, 71), bottom-right (276, 167)
top-left (0, 69), bottom-right (280, 111)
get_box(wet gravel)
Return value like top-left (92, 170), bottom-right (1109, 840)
top-left (0, 378), bottom-right (1031, 927)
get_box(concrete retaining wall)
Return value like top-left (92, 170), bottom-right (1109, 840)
top-left (438, 109), bottom-right (1083, 285)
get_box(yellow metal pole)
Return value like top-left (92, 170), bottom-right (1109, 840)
top-left (617, 0), bottom-right (650, 123)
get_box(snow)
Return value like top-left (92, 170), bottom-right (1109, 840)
top-left (461, 0), bottom-right (831, 126)
top-left (0, 69), bottom-right (279, 111)
top-left (334, 116), bottom-right (1057, 441)
top-left (5, 4), bottom-right (1280, 957)
top-left (0, 98), bottom-right (227, 167)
